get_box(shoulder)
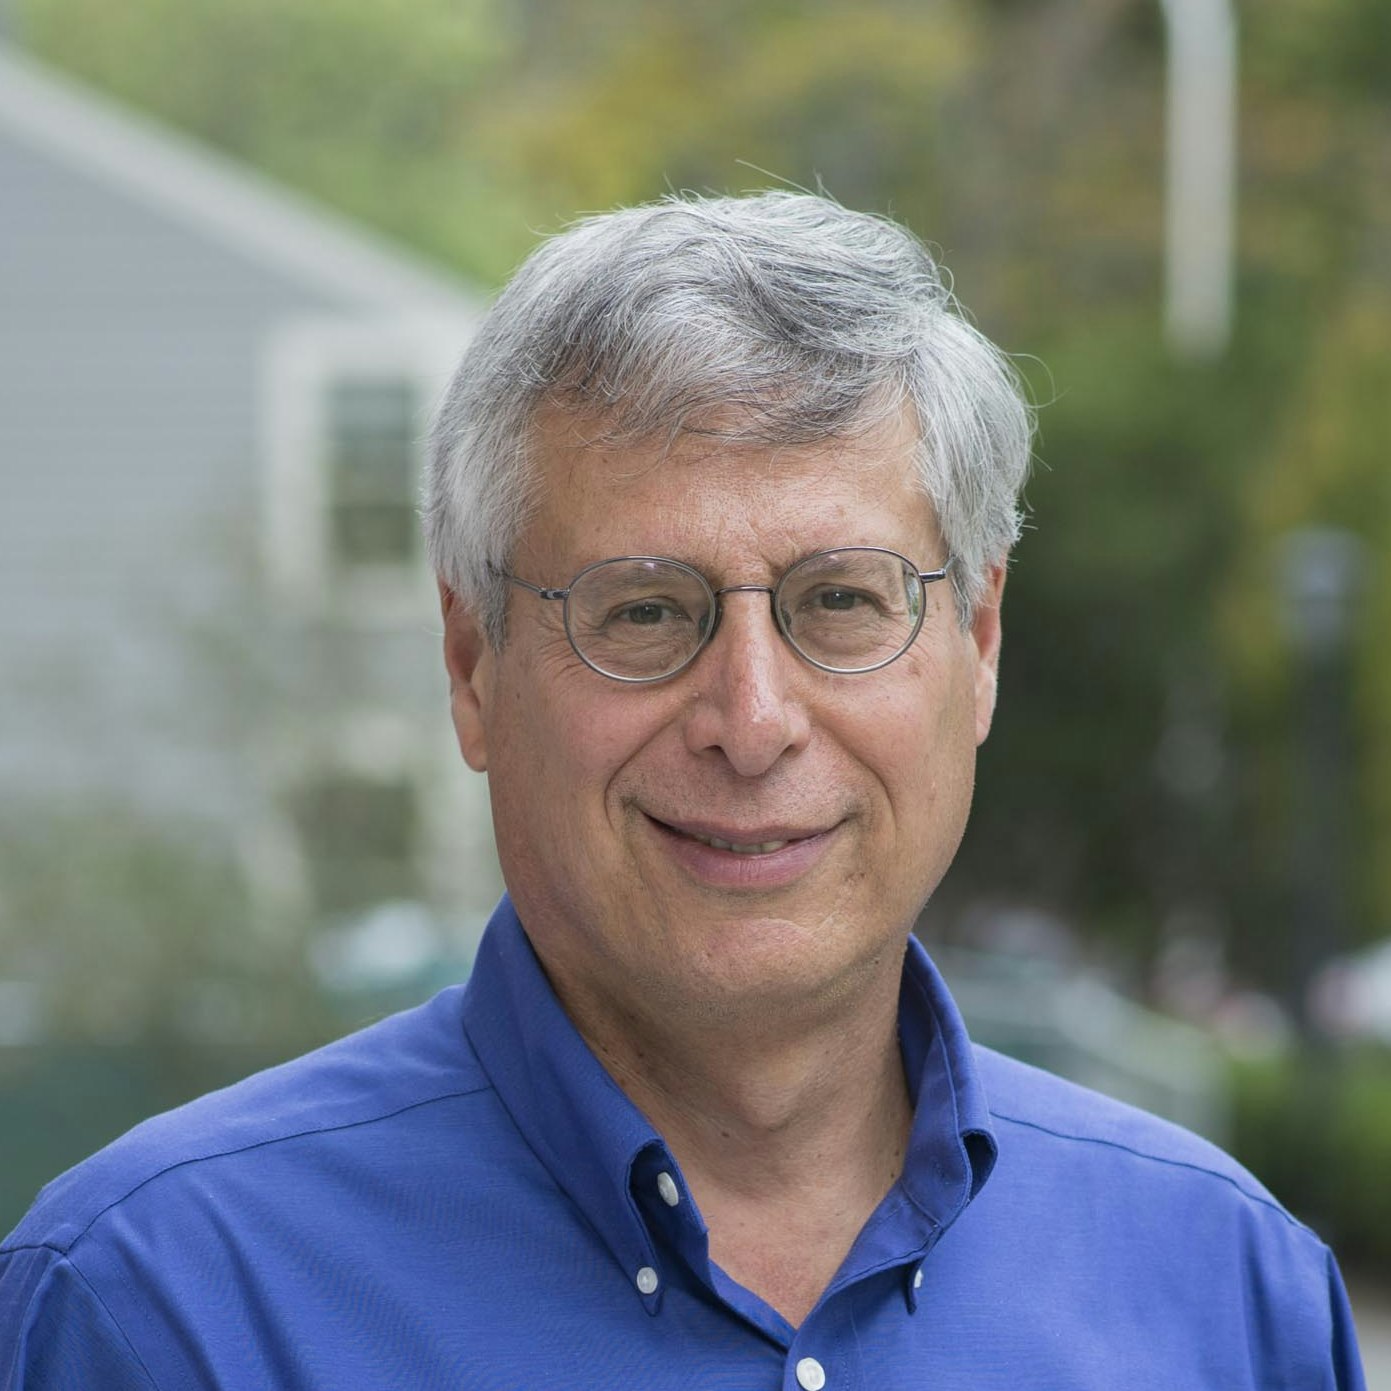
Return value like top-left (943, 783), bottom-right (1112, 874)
top-left (957, 1049), bottom-right (1362, 1387)
top-left (3, 985), bottom-right (494, 1259)
top-left (972, 1043), bottom-right (1299, 1227)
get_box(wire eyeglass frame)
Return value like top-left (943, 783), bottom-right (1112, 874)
top-left (499, 546), bottom-right (955, 683)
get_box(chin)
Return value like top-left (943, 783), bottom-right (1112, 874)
top-left (638, 908), bottom-right (900, 1015)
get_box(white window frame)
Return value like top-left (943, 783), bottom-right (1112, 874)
top-left (260, 314), bottom-right (472, 625)
top-left (243, 709), bottom-right (501, 954)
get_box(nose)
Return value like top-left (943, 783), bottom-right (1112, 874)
top-left (681, 590), bottom-right (811, 777)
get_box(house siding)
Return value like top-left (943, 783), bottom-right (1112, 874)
top-left (0, 70), bottom-right (497, 944)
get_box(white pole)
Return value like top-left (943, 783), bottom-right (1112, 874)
top-left (1157, 0), bottom-right (1238, 358)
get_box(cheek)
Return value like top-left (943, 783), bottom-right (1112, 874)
top-left (483, 685), bottom-right (617, 926)
top-left (490, 665), bottom-right (651, 835)
top-left (869, 662), bottom-right (979, 824)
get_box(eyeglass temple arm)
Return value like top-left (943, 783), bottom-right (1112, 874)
top-left (917, 556), bottom-right (955, 584)
top-left (502, 573), bottom-right (568, 602)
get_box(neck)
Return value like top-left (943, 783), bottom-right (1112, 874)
top-left (557, 959), bottom-right (914, 1326)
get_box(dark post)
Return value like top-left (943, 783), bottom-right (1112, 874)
top-left (1278, 528), bottom-right (1365, 1036)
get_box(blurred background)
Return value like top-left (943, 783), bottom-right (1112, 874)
top-left (1, 0), bottom-right (1388, 1346)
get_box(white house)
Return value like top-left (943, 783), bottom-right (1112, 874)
top-left (0, 42), bottom-right (501, 957)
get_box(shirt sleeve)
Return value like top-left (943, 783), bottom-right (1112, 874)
top-left (0, 1244), bottom-right (159, 1391)
top-left (1325, 1248), bottom-right (1368, 1391)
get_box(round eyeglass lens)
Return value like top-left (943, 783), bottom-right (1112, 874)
top-left (566, 557), bottom-right (715, 679)
top-left (776, 548), bottom-right (924, 672)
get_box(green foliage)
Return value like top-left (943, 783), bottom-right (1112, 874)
top-left (475, 0), bottom-right (971, 237)
top-left (17, 0), bottom-right (531, 280)
top-left (13, 0), bottom-right (976, 282)
top-left (1247, 0), bottom-right (1391, 102)
top-left (0, 804), bottom-right (332, 1047)
top-left (1219, 291), bottom-right (1391, 943)
top-left (1230, 1047), bottom-right (1391, 1274)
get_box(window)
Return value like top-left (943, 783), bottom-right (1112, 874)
top-left (261, 315), bottom-right (472, 618)
top-left (247, 714), bottom-right (503, 956)
top-left (324, 377), bottom-right (420, 572)
top-left (289, 770), bottom-right (420, 920)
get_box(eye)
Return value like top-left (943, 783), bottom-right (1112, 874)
top-left (603, 595), bottom-right (697, 629)
top-left (798, 584), bottom-right (881, 616)
top-left (814, 587), bottom-right (866, 612)
top-left (617, 600), bottom-right (679, 626)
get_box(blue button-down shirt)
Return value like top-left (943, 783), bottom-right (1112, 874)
top-left (1, 896), bottom-right (1366, 1388)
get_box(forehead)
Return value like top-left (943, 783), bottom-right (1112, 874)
top-left (520, 402), bottom-right (937, 572)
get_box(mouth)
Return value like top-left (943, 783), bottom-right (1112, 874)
top-left (639, 812), bottom-right (841, 890)
top-left (682, 831), bottom-right (796, 856)
top-left (644, 814), bottom-right (829, 856)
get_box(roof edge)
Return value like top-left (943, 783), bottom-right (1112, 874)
top-left (0, 40), bottom-right (481, 317)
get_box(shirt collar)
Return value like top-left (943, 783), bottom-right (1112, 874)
top-left (461, 896), bottom-right (996, 1299)
top-left (461, 897), bottom-right (669, 1305)
top-left (898, 930), bottom-right (998, 1221)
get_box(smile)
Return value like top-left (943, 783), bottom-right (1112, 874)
top-left (684, 832), bottom-right (793, 855)
top-left (644, 812), bottom-right (835, 860)
top-left (642, 814), bottom-right (839, 891)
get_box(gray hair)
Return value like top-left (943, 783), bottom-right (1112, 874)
top-left (425, 191), bottom-right (1033, 642)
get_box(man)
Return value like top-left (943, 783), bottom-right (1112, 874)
top-left (1, 193), bottom-right (1365, 1387)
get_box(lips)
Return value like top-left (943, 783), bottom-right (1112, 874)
top-left (639, 812), bottom-right (841, 890)
top-left (645, 814), bottom-right (828, 856)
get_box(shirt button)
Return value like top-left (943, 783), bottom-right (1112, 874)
top-left (656, 1171), bottom-right (680, 1207)
top-left (635, 1266), bottom-right (659, 1295)
top-left (913, 1267), bottom-right (924, 1290)
top-left (795, 1356), bottom-right (827, 1390)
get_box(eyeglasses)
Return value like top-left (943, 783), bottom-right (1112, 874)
top-left (500, 547), bottom-right (953, 683)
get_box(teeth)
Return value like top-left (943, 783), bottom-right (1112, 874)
top-left (687, 831), bottom-right (790, 855)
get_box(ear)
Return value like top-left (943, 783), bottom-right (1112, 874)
top-left (439, 578), bottom-right (493, 772)
top-left (969, 563), bottom-right (1007, 746)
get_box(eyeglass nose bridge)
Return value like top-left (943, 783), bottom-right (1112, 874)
top-left (712, 583), bottom-right (778, 599)
top-left (700, 582), bottom-right (786, 652)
